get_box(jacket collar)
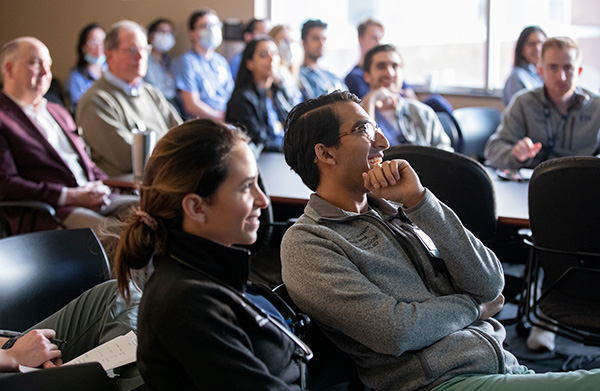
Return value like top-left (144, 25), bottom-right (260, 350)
top-left (538, 85), bottom-right (589, 111)
top-left (0, 91), bottom-right (76, 156)
top-left (0, 91), bottom-right (37, 126)
top-left (167, 229), bottom-right (251, 292)
top-left (1, 90), bottom-right (70, 129)
top-left (305, 192), bottom-right (400, 222)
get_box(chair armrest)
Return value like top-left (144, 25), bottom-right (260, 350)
top-left (0, 200), bottom-right (64, 229)
top-left (0, 200), bottom-right (57, 216)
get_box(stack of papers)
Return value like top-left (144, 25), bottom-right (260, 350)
top-left (20, 331), bottom-right (137, 373)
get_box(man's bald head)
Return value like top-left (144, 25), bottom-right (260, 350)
top-left (0, 37), bottom-right (52, 104)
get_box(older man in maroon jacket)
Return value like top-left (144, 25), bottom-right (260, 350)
top-left (0, 37), bottom-right (135, 233)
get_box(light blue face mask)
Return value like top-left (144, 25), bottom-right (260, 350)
top-left (152, 32), bottom-right (176, 53)
top-left (199, 26), bottom-right (223, 50)
top-left (85, 53), bottom-right (106, 65)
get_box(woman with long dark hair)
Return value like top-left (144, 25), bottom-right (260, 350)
top-left (67, 23), bottom-right (105, 113)
top-left (226, 38), bottom-right (296, 153)
top-left (503, 26), bottom-right (547, 105)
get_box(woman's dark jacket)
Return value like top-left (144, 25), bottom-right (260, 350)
top-left (225, 81), bottom-right (294, 152)
top-left (137, 230), bottom-right (302, 390)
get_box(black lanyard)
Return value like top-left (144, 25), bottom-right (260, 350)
top-left (543, 105), bottom-right (569, 155)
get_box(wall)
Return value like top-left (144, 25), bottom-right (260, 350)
top-left (0, 0), bottom-right (254, 84)
top-left (0, 0), bottom-right (509, 109)
top-left (415, 92), bottom-right (504, 111)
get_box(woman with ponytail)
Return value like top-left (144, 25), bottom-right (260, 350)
top-left (114, 119), bottom-right (308, 390)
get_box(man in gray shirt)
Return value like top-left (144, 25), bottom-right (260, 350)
top-left (280, 91), bottom-right (600, 391)
top-left (485, 36), bottom-right (600, 169)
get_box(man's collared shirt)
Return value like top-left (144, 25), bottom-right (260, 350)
top-left (299, 65), bottom-right (347, 101)
top-left (104, 69), bottom-right (143, 96)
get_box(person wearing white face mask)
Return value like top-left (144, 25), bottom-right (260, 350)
top-left (172, 9), bottom-right (234, 121)
top-left (269, 24), bottom-right (303, 107)
top-left (67, 23), bottom-right (106, 114)
top-left (144, 18), bottom-right (180, 114)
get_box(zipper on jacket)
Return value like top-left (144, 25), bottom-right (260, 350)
top-left (322, 212), bottom-right (433, 288)
top-left (416, 351), bottom-right (434, 379)
top-left (470, 327), bottom-right (505, 373)
top-left (362, 213), bottom-right (437, 289)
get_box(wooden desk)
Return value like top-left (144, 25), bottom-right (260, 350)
top-left (486, 167), bottom-right (529, 228)
top-left (258, 153), bottom-right (312, 205)
top-left (258, 152), bottom-right (530, 227)
top-left (103, 174), bottom-right (137, 190)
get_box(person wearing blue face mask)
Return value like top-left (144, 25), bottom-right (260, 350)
top-left (67, 23), bottom-right (106, 114)
top-left (144, 18), bottom-right (180, 115)
top-left (172, 9), bottom-right (234, 121)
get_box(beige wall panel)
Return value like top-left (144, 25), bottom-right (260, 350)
top-left (0, 0), bottom-right (253, 84)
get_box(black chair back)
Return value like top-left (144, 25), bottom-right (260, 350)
top-left (384, 145), bottom-right (497, 242)
top-left (0, 228), bottom-right (110, 330)
top-left (529, 157), bottom-right (600, 300)
top-left (525, 157), bottom-right (600, 343)
top-left (0, 363), bottom-right (118, 391)
top-left (435, 111), bottom-right (463, 153)
top-left (529, 156), bottom-right (600, 255)
top-left (452, 107), bottom-right (501, 161)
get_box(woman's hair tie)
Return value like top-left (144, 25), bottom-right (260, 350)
top-left (136, 210), bottom-right (158, 231)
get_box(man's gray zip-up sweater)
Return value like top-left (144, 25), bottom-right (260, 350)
top-left (485, 86), bottom-right (600, 169)
top-left (281, 190), bottom-right (523, 391)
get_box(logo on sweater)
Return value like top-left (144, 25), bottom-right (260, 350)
top-left (347, 225), bottom-right (381, 249)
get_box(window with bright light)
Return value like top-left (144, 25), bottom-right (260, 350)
top-left (270, 0), bottom-right (600, 94)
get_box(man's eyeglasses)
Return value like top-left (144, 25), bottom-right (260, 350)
top-left (118, 45), bottom-right (152, 56)
top-left (338, 122), bottom-right (379, 144)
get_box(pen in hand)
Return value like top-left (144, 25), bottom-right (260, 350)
top-left (0, 329), bottom-right (66, 345)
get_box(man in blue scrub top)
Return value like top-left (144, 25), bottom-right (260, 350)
top-left (173, 9), bottom-right (234, 121)
top-left (298, 19), bottom-right (347, 100)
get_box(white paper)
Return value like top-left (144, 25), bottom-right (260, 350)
top-left (18, 364), bottom-right (40, 373)
top-left (63, 331), bottom-right (137, 371)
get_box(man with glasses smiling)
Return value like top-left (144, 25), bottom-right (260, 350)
top-left (77, 20), bottom-right (182, 176)
top-left (173, 9), bottom-right (234, 121)
top-left (280, 91), bottom-right (600, 391)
